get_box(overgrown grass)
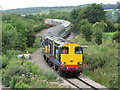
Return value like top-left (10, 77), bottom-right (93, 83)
top-left (74, 34), bottom-right (119, 88)
top-left (1, 50), bottom-right (63, 88)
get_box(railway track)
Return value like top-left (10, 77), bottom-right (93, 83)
top-left (63, 75), bottom-right (109, 90)
top-left (38, 19), bottom-right (109, 89)
top-left (66, 78), bottom-right (95, 89)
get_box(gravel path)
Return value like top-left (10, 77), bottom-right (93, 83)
top-left (30, 48), bottom-right (50, 71)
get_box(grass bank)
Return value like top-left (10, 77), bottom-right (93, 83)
top-left (74, 33), bottom-right (119, 88)
top-left (1, 36), bottom-right (68, 88)
top-left (1, 50), bottom-right (67, 88)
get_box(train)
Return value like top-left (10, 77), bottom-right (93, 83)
top-left (41, 19), bottom-right (84, 77)
top-left (44, 19), bottom-right (72, 39)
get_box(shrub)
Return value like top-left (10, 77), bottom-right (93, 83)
top-left (9, 75), bottom-right (19, 88)
top-left (1, 55), bottom-right (9, 68)
top-left (6, 50), bottom-right (18, 58)
top-left (81, 23), bottom-right (93, 42)
top-left (112, 31), bottom-right (120, 43)
top-left (43, 70), bottom-right (58, 81)
top-left (34, 24), bottom-right (49, 33)
top-left (2, 59), bottom-right (21, 86)
top-left (94, 30), bottom-right (103, 45)
top-left (33, 37), bottom-right (41, 48)
top-left (83, 45), bottom-right (118, 88)
top-left (26, 47), bottom-right (38, 53)
top-left (15, 81), bottom-right (31, 88)
top-left (24, 61), bottom-right (42, 75)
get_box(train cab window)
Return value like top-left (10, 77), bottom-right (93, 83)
top-left (75, 47), bottom-right (83, 54)
top-left (61, 47), bottom-right (69, 54)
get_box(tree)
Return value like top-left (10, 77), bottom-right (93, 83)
top-left (2, 23), bottom-right (18, 52)
top-left (79, 19), bottom-right (89, 33)
top-left (26, 29), bottom-right (36, 47)
top-left (81, 23), bottom-right (93, 42)
top-left (70, 4), bottom-right (106, 33)
top-left (70, 8), bottom-right (79, 21)
top-left (81, 4), bottom-right (106, 23)
top-left (105, 20), bottom-right (116, 32)
top-left (94, 30), bottom-right (103, 45)
top-left (93, 21), bottom-right (107, 45)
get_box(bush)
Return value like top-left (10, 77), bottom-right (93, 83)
top-left (25, 61), bottom-right (42, 75)
top-left (2, 59), bottom-right (21, 86)
top-left (1, 55), bottom-right (9, 68)
top-left (6, 50), bottom-right (18, 58)
top-left (26, 48), bottom-right (38, 53)
top-left (81, 23), bottom-right (93, 42)
top-left (33, 37), bottom-right (41, 48)
top-left (9, 75), bottom-right (19, 88)
top-left (34, 24), bottom-right (49, 33)
top-left (15, 82), bottom-right (31, 88)
top-left (112, 31), bottom-right (120, 43)
top-left (94, 30), bottom-right (103, 45)
top-left (83, 45), bottom-right (118, 88)
top-left (43, 70), bottom-right (58, 81)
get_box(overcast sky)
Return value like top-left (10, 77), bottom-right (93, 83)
top-left (0, 0), bottom-right (119, 10)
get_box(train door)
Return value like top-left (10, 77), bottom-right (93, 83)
top-left (54, 46), bottom-right (59, 62)
top-left (44, 40), bottom-right (51, 54)
top-left (41, 40), bottom-right (45, 53)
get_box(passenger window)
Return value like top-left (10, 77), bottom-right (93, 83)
top-left (75, 47), bottom-right (83, 54)
top-left (61, 47), bottom-right (69, 54)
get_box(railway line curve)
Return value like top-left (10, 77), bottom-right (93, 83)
top-left (39, 19), bottom-right (108, 89)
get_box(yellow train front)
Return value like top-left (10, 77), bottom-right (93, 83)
top-left (41, 36), bottom-right (83, 77)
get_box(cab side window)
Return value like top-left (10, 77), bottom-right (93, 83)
top-left (75, 47), bottom-right (83, 54)
top-left (61, 47), bottom-right (69, 54)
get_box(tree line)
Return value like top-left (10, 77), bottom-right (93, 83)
top-left (2, 13), bottom-right (50, 53)
top-left (3, 3), bottom-right (119, 15)
top-left (69, 4), bottom-right (120, 45)
top-left (2, 3), bottom-right (120, 54)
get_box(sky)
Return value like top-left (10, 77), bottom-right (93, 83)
top-left (0, 0), bottom-right (119, 10)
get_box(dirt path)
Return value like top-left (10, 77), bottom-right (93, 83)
top-left (30, 48), bottom-right (50, 71)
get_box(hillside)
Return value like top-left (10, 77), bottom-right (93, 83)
top-left (3, 4), bottom-right (118, 15)
top-left (3, 6), bottom-right (76, 15)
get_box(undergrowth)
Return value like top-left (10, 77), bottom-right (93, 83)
top-left (1, 50), bottom-right (63, 88)
top-left (74, 33), bottom-right (119, 88)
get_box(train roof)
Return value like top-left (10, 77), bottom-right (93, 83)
top-left (45, 36), bottom-right (79, 47)
top-left (42, 25), bottom-right (64, 38)
top-left (45, 19), bottom-right (71, 27)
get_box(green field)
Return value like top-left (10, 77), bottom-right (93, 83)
top-left (103, 32), bottom-right (115, 37)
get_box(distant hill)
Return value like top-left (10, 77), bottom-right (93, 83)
top-left (2, 6), bottom-right (77, 15)
top-left (3, 4), bottom-right (118, 15)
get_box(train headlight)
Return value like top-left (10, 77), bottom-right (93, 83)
top-left (78, 62), bottom-right (82, 65)
top-left (61, 62), bottom-right (66, 64)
